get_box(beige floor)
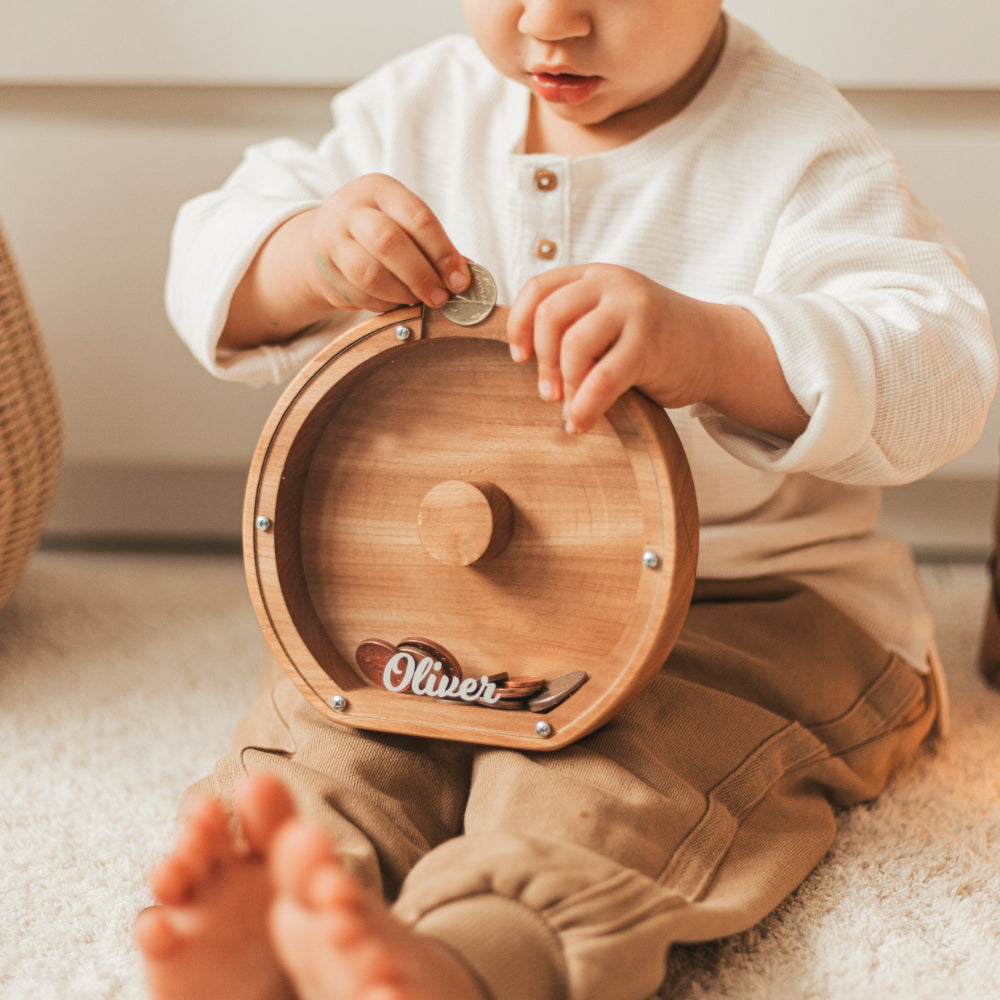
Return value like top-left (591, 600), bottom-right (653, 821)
top-left (1, 550), bottom-right (998, 1000)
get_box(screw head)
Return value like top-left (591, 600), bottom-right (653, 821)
top-left (642, 550), bottom-right (660, 570)
top-left (255, 515), bottom-right (272, 532)
top-left (331, 695), bottom-right (348, 712)
top-left (394, 325), bottom-right (412, 341)
top-left (535, 720), bottom-right (553, 738)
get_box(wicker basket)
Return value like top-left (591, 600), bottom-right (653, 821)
top-left (0, 223), bottom-right (63, 609)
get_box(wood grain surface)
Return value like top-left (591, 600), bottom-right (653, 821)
top-left (244, 305), bottom-right (698, 749)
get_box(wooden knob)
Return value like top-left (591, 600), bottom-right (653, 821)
top-left (418, 480), bottom-right (513, 566)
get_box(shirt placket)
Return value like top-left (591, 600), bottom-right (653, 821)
top-left (511, 160), bottom-right (570, 291)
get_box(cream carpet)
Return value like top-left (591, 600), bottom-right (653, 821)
top-left (1, 550), bottom-right (998, 1000)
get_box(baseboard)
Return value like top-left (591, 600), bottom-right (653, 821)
top-left (42, 464), bottom-right (995, 563)
top-left (878, 477), bottom-right (994, 563)
top-left (43, 464), bottom-right (248, 549)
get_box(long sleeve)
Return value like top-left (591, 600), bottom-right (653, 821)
top-left (701, 154), bottom-right (996, 485)
top-left (166, 90), bottom-right (389, 385)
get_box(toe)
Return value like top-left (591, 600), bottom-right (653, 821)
top-left (132, 905), bottom-right (183, 959)
top-left (149, 797), bottom-right (231, 905)
top-left (236, 772), bottom-right (298, 856)
top-left (270, 819), bottom-right (353, 908)
top-left (306, 860), bottom-right (366, 911)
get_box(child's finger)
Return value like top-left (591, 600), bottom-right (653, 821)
top-left (557, 308), bottom-right (620, 409)
top-left (531, 282), bottom-right (599, 404)
top-left (564, 340), bottom-right (636, 435)
top-left (371, 180), bottom-right (470, 304)
top-left (314, 242), bottom-right (414, 313)
top-left (349, 208), bottom-right (450, 308)
top-left (507, 266), bottom-right (583, 364)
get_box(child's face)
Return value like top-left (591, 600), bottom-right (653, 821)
top-left (462, 0), bottom-right (724, 152)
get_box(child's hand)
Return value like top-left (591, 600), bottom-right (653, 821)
top-left (508, 263), bottom-right (808, 441)
top-left (507, 264), bottom-right (712, 434)
top-left (307, 174), bottom-right (470, 313)
top-left (222, 175), bottom-right (471, 349)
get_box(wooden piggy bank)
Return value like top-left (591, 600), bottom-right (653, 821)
top-left (243, 293), bottom-right (698, 751)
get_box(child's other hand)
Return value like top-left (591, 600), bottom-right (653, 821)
top-left (308, 174), bottom-right (470, 312)
top-left (507, 264), bottom-right (712, 434)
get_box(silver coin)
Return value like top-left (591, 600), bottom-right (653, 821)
top-left (438, 262), bottom-right (497, 326)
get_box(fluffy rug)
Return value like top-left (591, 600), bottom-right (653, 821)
top-left (1, 551), bottom-right (998, 1000)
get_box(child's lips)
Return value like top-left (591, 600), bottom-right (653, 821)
top-left (529, 71), bottom-right (601, 105)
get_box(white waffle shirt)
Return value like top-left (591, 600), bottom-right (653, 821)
top-left (167, 17), bottom-right (996, 669)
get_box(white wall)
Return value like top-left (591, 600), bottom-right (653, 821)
top-left (2, 2), bottom-right (997, 546)
top-left (1, 0), bottom-right (467, 86)
top-left (725, 0), bottom-right (1000, 88)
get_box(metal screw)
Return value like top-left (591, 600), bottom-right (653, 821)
top-left (331, 695), bottom-right (348, 712)
top-left (255, 515), bottom-right (272, 532)
top-left (394, 325), bottom-right (412, 341)
top-left (535, 720), bottom-right (553, 738)
top-left (642, 550), bottom-right (660, 570)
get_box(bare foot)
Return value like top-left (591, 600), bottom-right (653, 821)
top-left (133, 773), bottom-right (297, 1000)
top-left (269, 819), bottom-right (490, 1000)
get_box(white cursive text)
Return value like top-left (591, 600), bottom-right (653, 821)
top-left (383, 652), bottom-right (501, 704)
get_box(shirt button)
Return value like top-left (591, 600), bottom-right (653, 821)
top-left (534, 169), bottom-right (558, 192)
top-left (535, 239), bottom-right (558, 260)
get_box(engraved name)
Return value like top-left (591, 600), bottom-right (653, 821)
top-left (384, 652), bottom-right (501, 703)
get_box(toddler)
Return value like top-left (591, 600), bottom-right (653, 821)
top-left (135, 2), bottom-right (996, 999)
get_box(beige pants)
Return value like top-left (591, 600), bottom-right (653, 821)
top-left (192, 577), bottom-right (936, 1000)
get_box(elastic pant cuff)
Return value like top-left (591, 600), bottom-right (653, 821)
top-left (413, 895), bottom-right (567, 1000)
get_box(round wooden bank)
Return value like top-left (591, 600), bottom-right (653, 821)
top-left (244, 302), bottom-right (698, 750)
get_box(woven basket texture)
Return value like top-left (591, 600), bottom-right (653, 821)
top-left (0, 223), bottom-right (63, 609)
